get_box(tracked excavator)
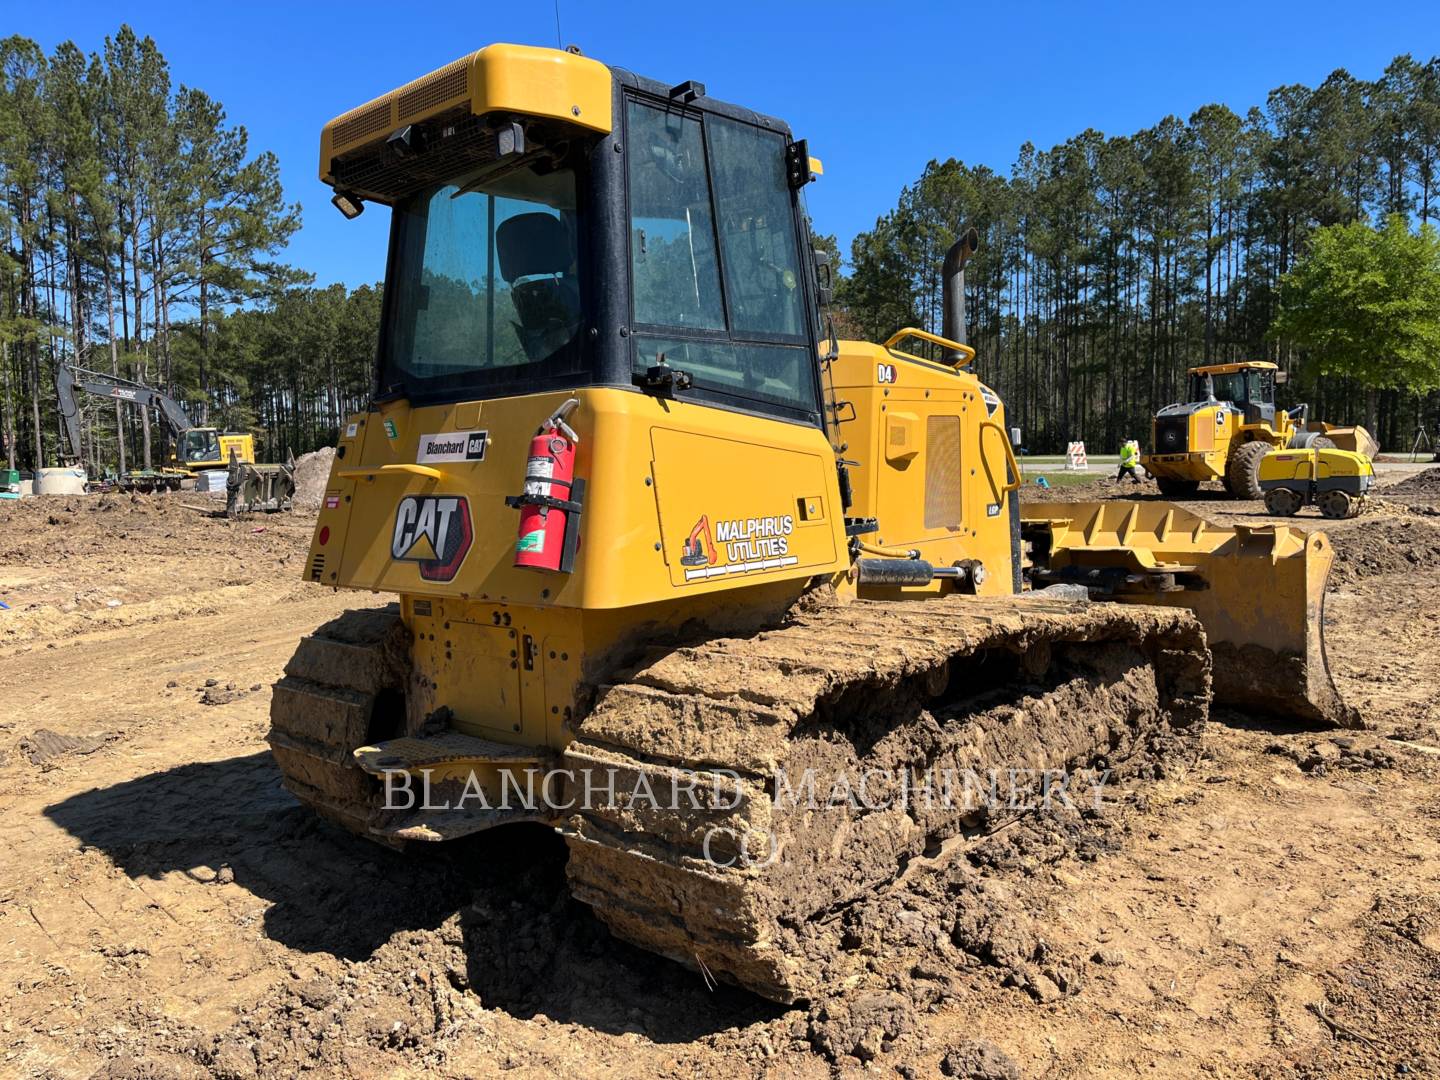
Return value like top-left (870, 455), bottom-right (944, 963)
top-left (270, 44), bottom-right (1357, 1003)
top-left (55, 362), bottom-right (296, 509)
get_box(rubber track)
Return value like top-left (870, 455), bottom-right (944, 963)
top-left (560, 595), bottom-right (1210, 1003)
top-left (267, 605), bottom-right (409, 846)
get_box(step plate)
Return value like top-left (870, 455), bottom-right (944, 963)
top-left (353, 731), bottom-right (543, 776)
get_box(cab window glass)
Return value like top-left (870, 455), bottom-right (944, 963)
top-left (1212, 373), bottom-right (1246, 402)
top-left (707, 116), bottom-right (807, 339)
top-left (633, 337), bottom-right (815, 414)
top-left (381, 164), bottom-right (585, 397)
top-left (626, 101), bottom-right (726, 331)
top-left (1250, 370), bottom-right (1274, 403)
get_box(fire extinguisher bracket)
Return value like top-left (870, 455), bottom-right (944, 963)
top-left (504, 491), bottom-right (583, 514)
top-left (558, 477), bottom-right (585, 574)
top-left (505, 477), bottom-right (586, 574)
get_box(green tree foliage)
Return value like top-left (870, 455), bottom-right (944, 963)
top-left (838, 55), bottom-right (1440, 452)
top-left (172, 283), bottom-right (381, 461)
top-left (0, 26), bottom-right (301, 472)
top-left (1273, 216), bottom-right (1440, 430)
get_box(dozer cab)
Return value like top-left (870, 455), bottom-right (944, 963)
top-left (1141, 360), bottom-right (1378, 499)
top-left (271, 44), bottom-right (1356, 1003)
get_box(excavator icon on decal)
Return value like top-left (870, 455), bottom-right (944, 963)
top-left (680, 515), bottom-right (719, 567)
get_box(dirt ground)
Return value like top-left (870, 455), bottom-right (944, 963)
top-left (3, 476), bottom-right (1440, 1079)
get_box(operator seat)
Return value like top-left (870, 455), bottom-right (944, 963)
top-left (495, 212), bottom-right (581, 362)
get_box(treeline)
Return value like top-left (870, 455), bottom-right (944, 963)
top-left (0, 26), bottom-right (305, 473)
top-left (836, 54), bottom-right (1440, 454)
top-left (8, 28), bottom-right (1440, 469)
top-left (204, 283), bottom-right (381, 462)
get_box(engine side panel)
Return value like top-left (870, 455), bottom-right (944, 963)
top-left (829, 339), bottom-right (1015, 595)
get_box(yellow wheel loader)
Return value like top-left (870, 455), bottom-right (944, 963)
top-left (1140, 360), bottom-right (1378, 499)
top-left (271, 45), bottom-right (1356, 1003)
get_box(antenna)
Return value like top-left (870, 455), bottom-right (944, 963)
top-left (553, 0), bottom-right (563, 48)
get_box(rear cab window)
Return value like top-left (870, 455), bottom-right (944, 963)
top-left (625, 97), bottom-right (819, 422)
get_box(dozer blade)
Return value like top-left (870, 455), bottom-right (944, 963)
top-left (1022, 500), bottom-right (1359, 729)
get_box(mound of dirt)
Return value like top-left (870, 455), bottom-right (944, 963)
top-left (0, 492), bottom-right (318, 649)
top-left (1017, 475), bottom-right (1133, 503)
top-left (19, 728), bottom-right (113, 765)
top-left (292, 447), bottom-right (337, 510)
top-left (1329, 516), bottom-right (1440, 585)
top-left (1380, 467), bottom-right (1440, 497)
top-left (186, 798), bottom-right (1129, 1074)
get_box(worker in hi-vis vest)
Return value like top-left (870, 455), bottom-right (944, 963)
top-left (1116, 439), bottom-right (1141, 483)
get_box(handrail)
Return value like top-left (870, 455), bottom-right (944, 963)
top-left (979, 420), bottom-right (1022, 493)
top-left (337, 463), bottom-right (444, 480)
top-left (882, 327), bottom-right (977, 367)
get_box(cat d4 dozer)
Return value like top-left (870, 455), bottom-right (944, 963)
top-left (1141, 360), bottom-right (1378, 500)
top-left (270, 44), bottom-right (1357, 1004)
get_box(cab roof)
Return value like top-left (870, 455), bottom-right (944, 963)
top-left (1188, 361), bottom-right (1278, 376)
top-left (319, 44), bottom-right (612, 187)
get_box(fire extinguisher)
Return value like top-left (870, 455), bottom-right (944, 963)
top-left (510, 398), bottom-right (581, 572)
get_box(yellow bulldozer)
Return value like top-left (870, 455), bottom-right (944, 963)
top-left (1140, 360), bottom-right (1378, 499)
top-left (270, 44), bottom-right (1356, 1004)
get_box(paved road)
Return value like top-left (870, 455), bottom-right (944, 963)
top-left (1021, 456), bottom-right (1435, 483)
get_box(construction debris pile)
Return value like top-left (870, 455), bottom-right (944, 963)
top-left (292, 447), bottom-right (337, 511)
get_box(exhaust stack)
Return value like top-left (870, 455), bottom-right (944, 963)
top-left (941, 226), bottom-right (980, 364)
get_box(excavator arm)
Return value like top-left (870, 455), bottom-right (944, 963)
top-left (54, 363), bottom-right (86, 462)
top-left (61, 363), bottom-right (195, 438)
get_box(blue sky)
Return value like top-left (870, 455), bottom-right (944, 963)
top-left (13, 1), bottom-right (1440, 289)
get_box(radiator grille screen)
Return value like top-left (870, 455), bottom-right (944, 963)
top-left (1155, 416), bottom-right (1188, 453)
top-left (333, 101), bottom-right (392, 151)
top-left (925, 416), bottom-right (963, 529)
top-left (331, 109), bottom-right (494, 201)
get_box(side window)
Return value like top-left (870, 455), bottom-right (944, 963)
top-left (1253, 370), bottom-right (1274, 403)
top-left (626, 101), bottom-right (726, 331)
top-left (707, 117), bottom-right (807, 339)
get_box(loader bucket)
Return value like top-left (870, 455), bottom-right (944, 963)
top-left (1307, 422), bottom-right (1379, 461)
top-left (1022, 500), bottom-right (1359, 728)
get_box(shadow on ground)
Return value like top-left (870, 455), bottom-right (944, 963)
top-left (43, 752), bottom-right (779, 1041)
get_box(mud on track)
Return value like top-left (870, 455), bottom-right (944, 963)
top-left (3, 489), bottom-right (1440, 1077)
